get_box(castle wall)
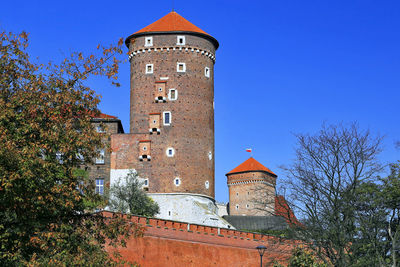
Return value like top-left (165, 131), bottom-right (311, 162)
top-left (228, 171), bottom-right (276, 216)
top-left (104, 212), bottom-right (297, 267)
top-left (128, 33), bottom-right (216, 198)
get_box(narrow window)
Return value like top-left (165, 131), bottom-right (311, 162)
top-left (168, 89), bottom-right (178, 100)
top-left (143, 146), bottom-right (147, 151)
top-left (174, 177), bottom-right (181, 186)
top-left (95, 178), bottom-right (104, 195)
top-left (96, 125), bottom-right (105, 133)
top-left (146, 64), bottom-right (153, 74)
top-left (235, 204), bottom-right (239, 210)
top-left (236, 192), bottom-right (239, 196)
top-left (145, 37), bottom-right (153, 47)
top-left (144, 179), bottom-right (149, 186)
top-left (95, 149), bottom-right (105, 164)
top-left (177, 36), bottom-right (185, 45)
top-left (204, 67), bottom-right (210, 78)
top-left (205, 181), bottom-right (210, 189)
top-left (177, 62), bottom-right (186, 73)
top-left (163, 111), bottom-right (171, 126)
top-left (246, 204), bottom-right (249, 208)
top-left (166, 147), bottom-right (175, 157)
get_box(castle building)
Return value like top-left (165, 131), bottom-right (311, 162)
top-left (226, 157), bottom-right (277, 216)
top-left (87, 113), bottom-right (124, 195)
top-left (109, 12), bottom-right (231, 228)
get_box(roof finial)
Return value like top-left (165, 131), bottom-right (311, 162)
top-left (172, 0), bottom-right (174, 11)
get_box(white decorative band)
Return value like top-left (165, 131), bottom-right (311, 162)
top-left (128, 46), bottom-right (216, 62)
top-left (227, 180), bottom-right (274, 187)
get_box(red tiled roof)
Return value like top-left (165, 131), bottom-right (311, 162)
top-left (226, 157), bottom-right (277, 176)
top-left (134, 11), bottom-right (209, 36)
top-left (275, 195), bottom-right (302, 226)
top-left (96, 113), bottom-right (117, 119)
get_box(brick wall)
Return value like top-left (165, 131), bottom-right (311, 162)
top-left (227, 171), bottom-right (277, 216)
top-left (127, 33), bottom-right (217, 198)
top-left (86, 120), bottom-right (123, 189)
top-left (103, 212), bottom-right (298, 266)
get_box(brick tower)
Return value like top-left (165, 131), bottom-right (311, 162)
top-left (125, 11), bottom-right (218, 197)
top-left (226, 157), bottom-right (277, 216)
top-left (110, 12), bottom-right (231, 228)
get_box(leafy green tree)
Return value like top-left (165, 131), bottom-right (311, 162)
top-left (0, 31), bottom-right (141, 266)
top-left (281, 123), bottom-right (383, 266)
top-left (273, 246), bottom-right (328, 267)
top-left (108, 171), bottom-right (159, 217)
top-left (353, 163), bottom-right (400, 267)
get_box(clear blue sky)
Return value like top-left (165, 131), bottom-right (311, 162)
top-left (2, 0), bottom-right (399, 202)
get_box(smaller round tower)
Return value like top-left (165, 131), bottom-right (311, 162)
top-left (226, 157), bottom-right (277, 216)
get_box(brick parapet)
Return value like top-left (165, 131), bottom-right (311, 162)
top-left (102, 211), bottom-right (298, 247)
top-left (103, 211), bottom-right (298, 266)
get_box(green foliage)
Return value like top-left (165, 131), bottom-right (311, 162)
top-left (351, 162), bottom-right (400, 266)
top-left (273, 247), bottom-right (328, 267)
top-left (108, 171), bottom-right (160, 217)
top-left (287, 247), bottom-right (328, 267)
top-left (0, 31), bottom-right (141, 266)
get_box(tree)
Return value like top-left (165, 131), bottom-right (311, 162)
top-left (108, 171), bottom-right (159, 217)
top-left (280, 123), bottom-right (383, 266)
top-left (0, 31), bottom-right (141, 265)
top-left (353, 163), bottom-right (400, 267)
top-left (273, 246), bottom-right (328, 267)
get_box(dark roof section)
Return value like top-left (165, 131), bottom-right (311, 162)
top-left (91, 113), bottom-right (124, 134)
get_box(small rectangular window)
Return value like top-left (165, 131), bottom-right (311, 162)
top-left (145, 37), bottom-right (153, 47)
top-left (96, 125), bottom-right (105, 133)
top-left (95, 178), bottom-right (104, 195)
top-left (177, 36), bottom-right (185, 45)
top-left (204, 67), bottom-right (210, 78)
top-left (146, 64), bottom-right (153, 74)
top-left (144, 179), bottom-right (148, 186)
top-left (95, 149), bottom-right (105, 164)
top-left (168, 89), bottom-right (178, 100)
top-left (177, 62), bottom-right (186, 73)
top-left (163, 111), bottom-right (171, 126)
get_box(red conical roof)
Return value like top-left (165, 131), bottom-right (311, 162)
top-left (135, 11), bottom-right (209, 35)
top-left (226, 157), bottom-right (277, 176)
top-left (125, 11), bottom-right (218, 48)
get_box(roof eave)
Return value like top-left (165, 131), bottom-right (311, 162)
top-left (125, 31), bottom-right (219, 50)
top-left (225, 170), bottom-right (277, 177)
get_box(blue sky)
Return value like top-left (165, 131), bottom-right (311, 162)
top-left (2, 0), bottom-right (399, 202)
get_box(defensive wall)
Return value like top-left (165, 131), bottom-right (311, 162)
top-left (104, 212), bottom-right (299, 266)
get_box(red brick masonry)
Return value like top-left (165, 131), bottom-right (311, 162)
top-left (104, 212), bottom-right (299, 266)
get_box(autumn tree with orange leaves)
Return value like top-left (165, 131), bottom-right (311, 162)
top-left (0, 31), bottom-right (141, 266)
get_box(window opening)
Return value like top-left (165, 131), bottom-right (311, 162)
top-left (95, 149), bottom-right (105, 164)
top-left (145, 37), bottom-right (153, 46)
top-left (168, 89), bottom-right (178, 100)
top-left (163, 111), bottom-right (171, 125)
top-left (95, 178), bottom-right (104, 195)
top-left (177, 62), bottom-right (186, 73)
top-left (177, 36), bottom-right (185, 45)
top-left (205, 67), bottom-right (210, 78)
top-left (146, 64), bottom-right (153, 74)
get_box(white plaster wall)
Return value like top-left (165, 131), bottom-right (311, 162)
top-left (216, 203), bottom-right (228, 217)
top-left (110, 169), bottom-right (146, 186)
top-left (148, 193), bottom-right (234, 229)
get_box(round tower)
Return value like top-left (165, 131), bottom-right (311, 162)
top-left (122, 12), bottom-right (231, 227)
top-left (226, 157), bottom-right (277, 216)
